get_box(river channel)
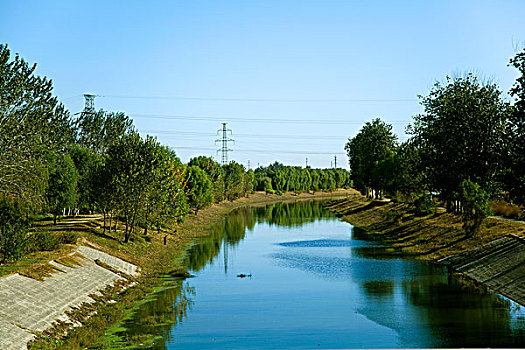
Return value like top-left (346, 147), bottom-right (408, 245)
top-left (118, 201), bottom-right (525, 349)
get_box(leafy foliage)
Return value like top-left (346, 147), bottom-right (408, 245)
top-left (0, 196), bottom-right (28, 262)
top-left (458, 179), bottom-right (491, 235)
top-left (409, 74), bottom-right (511, 205)
top-left (345, 118), bottom-right (397, 195)
top-left (184, 166), bottom-right (213, 213)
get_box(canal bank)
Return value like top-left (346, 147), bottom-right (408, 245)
top-left (325, 194), bottom-right (525, 306)
top-left (24, 190), bottom-right (355, 349)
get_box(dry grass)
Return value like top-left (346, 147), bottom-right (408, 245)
top-left (490, 199), bottom-right (524, 220)
top-left (19, 262), bottom-right (65, 281)
top-left (326, 195), bottom-right (525, 261)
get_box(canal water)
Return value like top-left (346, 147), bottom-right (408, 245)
top-left (118, 201), bottom-right (525, 349)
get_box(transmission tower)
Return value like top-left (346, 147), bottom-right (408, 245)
top-left (215, 123), bottom-right (234, 165)
top-left (83, 94), bottom-right (96, 114)
top-left (334, 155), bottom-right (337, 168)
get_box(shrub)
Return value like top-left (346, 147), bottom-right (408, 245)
top-left (0, 196), bottom-right (29, 262)
top-left (29, 231), bottom-right (61, 252)
top-left (413, 195), bottom-right (434, 216)
top-left (459, 180), bottom-right (491, 235)
top-left (490, 200), bottom-right (524, 220)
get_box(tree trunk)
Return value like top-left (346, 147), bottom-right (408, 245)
top-left (109, 212), bottom-right (113, 233)
top-left (103, 211), bottom-right (107, 234)
top-left (144, 211), bottom-right (148, 236)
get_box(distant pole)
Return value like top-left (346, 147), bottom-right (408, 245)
top-left (334, 155), bottom-right (337, 168)
top-left (247, 160), bottom-right (251, 169)
top-left (305, 157), bottom-right (308, 168)
top-left (215, 123), bottom-right (234, 165)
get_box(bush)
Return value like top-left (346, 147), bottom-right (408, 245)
top-left (413, 195), bottom-right (435, 216)
top-left (0, 196), bottom-right (29, 262)
top-left (459, 180), bottom-right (491, 235)
top-left (29, 231), bottom-right (61, 252)
top-left (490, 200), bottom-right (524, 220)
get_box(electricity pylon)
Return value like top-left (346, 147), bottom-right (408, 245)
top-left (215, 123), bottom-right (234, 165)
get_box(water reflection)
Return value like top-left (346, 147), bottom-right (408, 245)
top-left (116, 200), bottom-right (525, 349)
top-left (110, 280), bottom-right (195, 349)
top-left (184, 201), bottom-right (331, 272)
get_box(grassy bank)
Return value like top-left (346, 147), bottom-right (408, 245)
top-left (325, 194), bottom-right (525, 261)
top-left (26, 189), bottom-right (355, 349)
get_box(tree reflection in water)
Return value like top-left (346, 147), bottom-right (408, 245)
top-left (109, 281), bottom-right (195, 349)
top-left (184, 201), bottom-right (333, 272)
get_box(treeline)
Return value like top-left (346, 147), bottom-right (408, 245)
top-left (0, 44), bottom-right (350, 262)
top-left (254, 161), bottom-right (352, 194)
top-left (345, 48), bottom-right (525, 233)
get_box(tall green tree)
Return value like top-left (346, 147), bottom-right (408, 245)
top-left (184, 166), bottom-right (213, 214)
top-left (223, 161), bottom-right (245, 200)
top-left (507, 48), bottom-right (525, 204)
top-left (46, 153), bottom-right (79, 224)
top-left (408, 74), bottom-right (511, 208)
top-left (0, 44), bottom-right (74, 210)
top-left (345, 118), bottom-right (397, 196)
top-left (188, 156), bottom-right (225, 202)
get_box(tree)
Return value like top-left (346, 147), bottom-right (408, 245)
top-left (46, 154), bottom-right (79, 224)
top-left (345, 118), bottom-right (397, 196)
top-left (0, 196), bottom-right (28, 262)
top-left (106, 133), bottom-right (152, 242)
top-left (458, 179), bottom-right (491, 235)
top-left (76, 111), bottom-right (134, 154)
top-left (0, 44), bottom-right (74, 210)
top-left (243, 169), bottom-right (255, 196)
top-left (409, 74), bottom-right (511, 209)
top-left (223, 161), bottom-right (245, 200)
top-left (184, 166), bottom-right (213, 214)
top-left (507, 48), bottom-right (525, 204)
top-left (69, 145), bottom-right (102, 212)
top-left (188, 156), bottom-right (225, 202)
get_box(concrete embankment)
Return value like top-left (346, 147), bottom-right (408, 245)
top-left (0, 242), bottom-right (138, 350)
top-left (440, 234), bottom-right (525, 306)
top-left (325, 195), bottom-right (525, 305)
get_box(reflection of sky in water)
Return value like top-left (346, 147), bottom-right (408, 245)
top-left (151, 203), bottom-right (525, 349)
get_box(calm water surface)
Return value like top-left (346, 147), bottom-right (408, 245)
top-left (120, 201), bottom-right (525, 349)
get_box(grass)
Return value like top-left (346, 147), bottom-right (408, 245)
top-left (326, 195), bottom-right (525, 262)
top-left (22, 190), bottom-right (355, 349)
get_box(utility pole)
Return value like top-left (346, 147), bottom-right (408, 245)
top-left (215, 123), bottom-right (234, 165)
top-left (305, 157), bottom-right (308, 168)
top-left (247, 160), bottom-right (251, 169)
top-left (334, 155), bottom-right (337, 168)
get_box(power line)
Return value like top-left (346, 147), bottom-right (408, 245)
top-left (131, 113), bottom-right (412, 125)
top-left (170, 146), bottom-right (346, 155)
top-left (142, 129), bottom-right (352, 140)
top-left (99, 94), bottom-right (417, 103)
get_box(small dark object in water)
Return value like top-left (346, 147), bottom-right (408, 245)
top-left (169, 270), bottom-right (194, 279)
top-left (237, 273), bottom-right (252, 278)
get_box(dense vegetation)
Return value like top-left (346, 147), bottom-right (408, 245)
top-left (345, 48), bottom-right (525, 232)
top-left (0, 44), bottom-right (350, 263)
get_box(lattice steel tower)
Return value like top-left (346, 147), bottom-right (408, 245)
top-left (83, 94), bottom-right (96, 114)
top-left (215, 123), bottom-right (234, 165)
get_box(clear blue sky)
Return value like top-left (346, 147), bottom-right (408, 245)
top-left (2, 0), bottom-right (524, 169)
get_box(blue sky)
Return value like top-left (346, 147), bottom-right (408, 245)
top-left (1, 0), bottom-right (524, 169)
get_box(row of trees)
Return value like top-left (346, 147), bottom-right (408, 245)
top-left (253, 162), bottom-right (352, 193)
top-left (345, 48), bottom-right (525, 233)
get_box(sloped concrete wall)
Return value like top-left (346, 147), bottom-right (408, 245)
top-left (0, 244), bottom-right (138, 350)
